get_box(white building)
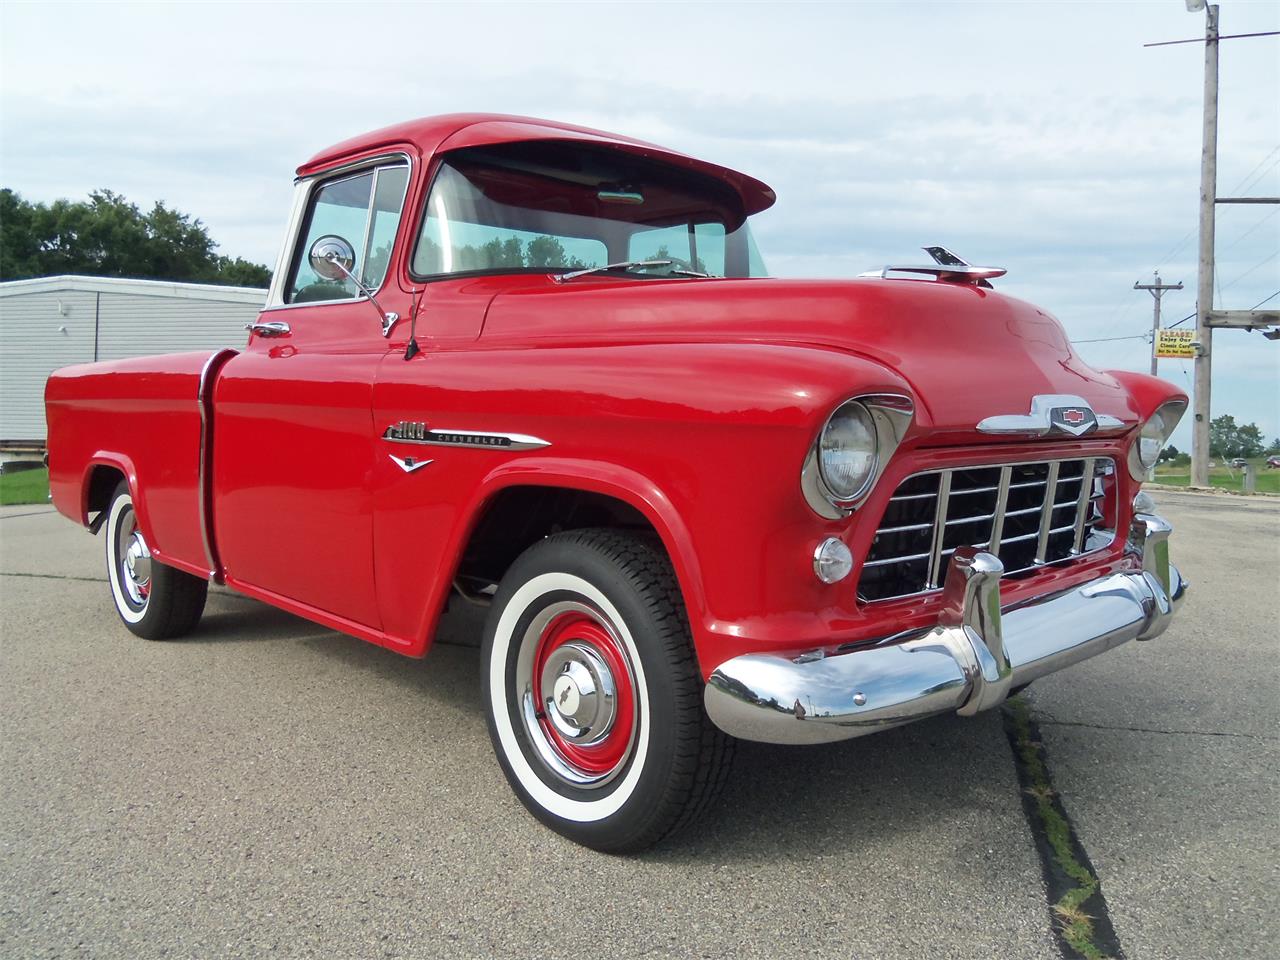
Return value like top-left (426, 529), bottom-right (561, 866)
top-left (0, 275), bottom-right (266, 448)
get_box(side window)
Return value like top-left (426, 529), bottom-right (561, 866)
top-left (628, 222), bottom-right (726, 276)
top-left (287, 163), bottom-right (409, 304)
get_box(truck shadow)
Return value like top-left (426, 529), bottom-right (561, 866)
top-left (191, 595), bottom-right (1019, 861)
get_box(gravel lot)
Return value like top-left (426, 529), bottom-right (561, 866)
top-left (1, 490), bottom-right (1275, 959)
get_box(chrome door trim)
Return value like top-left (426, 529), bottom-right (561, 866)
top-left (198, 348), bottom-right (239, 582)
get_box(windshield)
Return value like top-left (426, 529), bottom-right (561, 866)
top-left (411, 141), bottom-right (767, 279)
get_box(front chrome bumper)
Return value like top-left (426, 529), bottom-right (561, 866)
top-left (704, 513), bottom-right (1187, 745)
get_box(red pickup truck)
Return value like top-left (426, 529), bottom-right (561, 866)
top-left (46, 113), bottom-right (1187, 852)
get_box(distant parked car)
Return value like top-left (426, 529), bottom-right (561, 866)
top-left (1230, 458), bottom-right (1248, 468)
top-left (1266, 456), bottom-right (1280, 470)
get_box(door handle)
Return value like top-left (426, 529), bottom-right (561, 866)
top-left (245, 320), bottom-right (291, 337)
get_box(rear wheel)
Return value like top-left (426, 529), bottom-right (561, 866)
top-left (482, 529), bottom-right (733, 852)
top-left (104, 481), bottom-right (207, 640)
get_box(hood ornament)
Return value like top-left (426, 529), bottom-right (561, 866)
top-left (977, 395), bottom-right (1127, 437)
top-left (859, 246), bottom-right (1006, 287)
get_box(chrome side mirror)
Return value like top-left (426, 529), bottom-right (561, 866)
top-left (305, 234), bottom-right (399, 337)
top-left (309, 235), bottom-right (356, 282)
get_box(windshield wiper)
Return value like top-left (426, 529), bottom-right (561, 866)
top-left (553, 260), bottom-right (673, 283)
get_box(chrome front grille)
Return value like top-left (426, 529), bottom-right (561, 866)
top-left (857, 458), bottom-right (1113, 603)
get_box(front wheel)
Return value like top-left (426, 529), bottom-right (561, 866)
top-left (104, 481), bottom-right (207, 640)
top-left (482, 529), bottom-right (733, 852)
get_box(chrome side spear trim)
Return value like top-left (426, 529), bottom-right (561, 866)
top-left (382, 421), bottom-right (550, 451)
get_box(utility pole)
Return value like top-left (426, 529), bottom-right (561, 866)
top-left (1134, 272), bottom-right (1183, 376)
top-left (1150, 3), bottom-right (1280, 487)
top-left (1191, 1), bottom-right (1219, 488)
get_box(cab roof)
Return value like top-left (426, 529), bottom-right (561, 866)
top-left (297, 113), bottom-right (777, 217)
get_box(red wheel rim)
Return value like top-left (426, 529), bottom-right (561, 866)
top-left (532, 611), bottom-right (636, 778)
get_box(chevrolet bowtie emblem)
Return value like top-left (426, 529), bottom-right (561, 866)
top-left (389, 454), bottom-right (433, 473)
top-left (976, 395), bottom-right (1126, 437)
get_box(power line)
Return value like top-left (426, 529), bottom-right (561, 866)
top-left (1143, 30), bottom-right (1280, 48)
top-left (1220, 206), bottom-right (1278, 252)
top-left (1219, 249), bottom-right (1279, 295)
top-left (1236, 153), bottom-right (1280, 196)
top-left (1073, 333), bottom-right (1150, 344)
top-left (1150, 144), bottom-right (1280, 274)
top-left (1163, 287), bottom-right (1278, 333)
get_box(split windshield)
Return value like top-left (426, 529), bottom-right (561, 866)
top-left (411, 141), bottom-right (767, 279)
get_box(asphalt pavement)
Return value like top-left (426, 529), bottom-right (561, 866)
top-left (1, 490), bottom-right (1275, 959)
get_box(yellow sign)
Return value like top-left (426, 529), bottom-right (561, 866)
top-left (1155, 329), bottom-right (1195, 359)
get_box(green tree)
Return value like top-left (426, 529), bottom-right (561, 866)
top-left (0, 187), bottom-right (270, 287)
top-left (1267, 437), bottom-right (1280, 455)
top-left (1209, 414), bottom-right (1238, 459)
top-left (1209, 414), bottom-right (1266, 459)
top-left (1236, 422), bottom-right (1264, 459)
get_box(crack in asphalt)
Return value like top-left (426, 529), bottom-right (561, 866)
top-left (1004, 697), bottom-right (1124, 960)
top-left (0, 571), bottom-right (102, 582)
top-left (1037, 717), bottom-right (1277, 742)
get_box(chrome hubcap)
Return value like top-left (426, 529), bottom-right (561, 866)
top-left (541, 642), bottom-right (617, 745)
top-left (515, 600), bottom-right (638, 789)
top-left (118, 519), bottom-right (151, 606)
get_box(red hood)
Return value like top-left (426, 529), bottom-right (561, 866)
top-left (479, 276), bottom-right (1143, 443)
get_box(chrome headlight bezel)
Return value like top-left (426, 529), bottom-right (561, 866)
top-left (802, 394), bottom-right (914, 519)
top-left (1127, 398), bottom-right (1187, 481)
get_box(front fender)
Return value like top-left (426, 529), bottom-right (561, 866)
top-left (481, 456), bottom-right (707, 627)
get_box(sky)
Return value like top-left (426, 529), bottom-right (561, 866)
top-left (2, 0), bottom-right (1277, 448)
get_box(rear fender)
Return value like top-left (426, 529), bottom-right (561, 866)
top-left (79, 454), bottom-right (144, 533)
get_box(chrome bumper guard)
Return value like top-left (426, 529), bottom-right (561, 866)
top-left (705, 513), bottom-right (1187, 745)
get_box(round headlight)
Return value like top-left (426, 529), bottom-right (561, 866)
top-left (819, 401), bottom-right (878, 501)
top-left (1135, 411), bottom-right (1167, 471)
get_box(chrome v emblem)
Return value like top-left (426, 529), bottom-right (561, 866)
top-left (389, 454), bottom-right (433, 473)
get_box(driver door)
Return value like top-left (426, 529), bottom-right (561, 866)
top-left (212, 158), bottom-right (411, 630)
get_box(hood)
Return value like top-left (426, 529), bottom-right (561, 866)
top-left (479, 276), bottom-right (1143, 443)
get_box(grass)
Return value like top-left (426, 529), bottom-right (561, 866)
top-left (1152, 458), bottom-right (1280, 494)
top-left (0, 467), bottom-right (50, 506)
top-left (1006, 697), bottom-right (1115, 960)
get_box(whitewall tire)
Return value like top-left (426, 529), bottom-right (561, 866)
top-left (104, 481), bottom-right (207, 640)
top-left (482, 528), bottom-right (733, 852)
